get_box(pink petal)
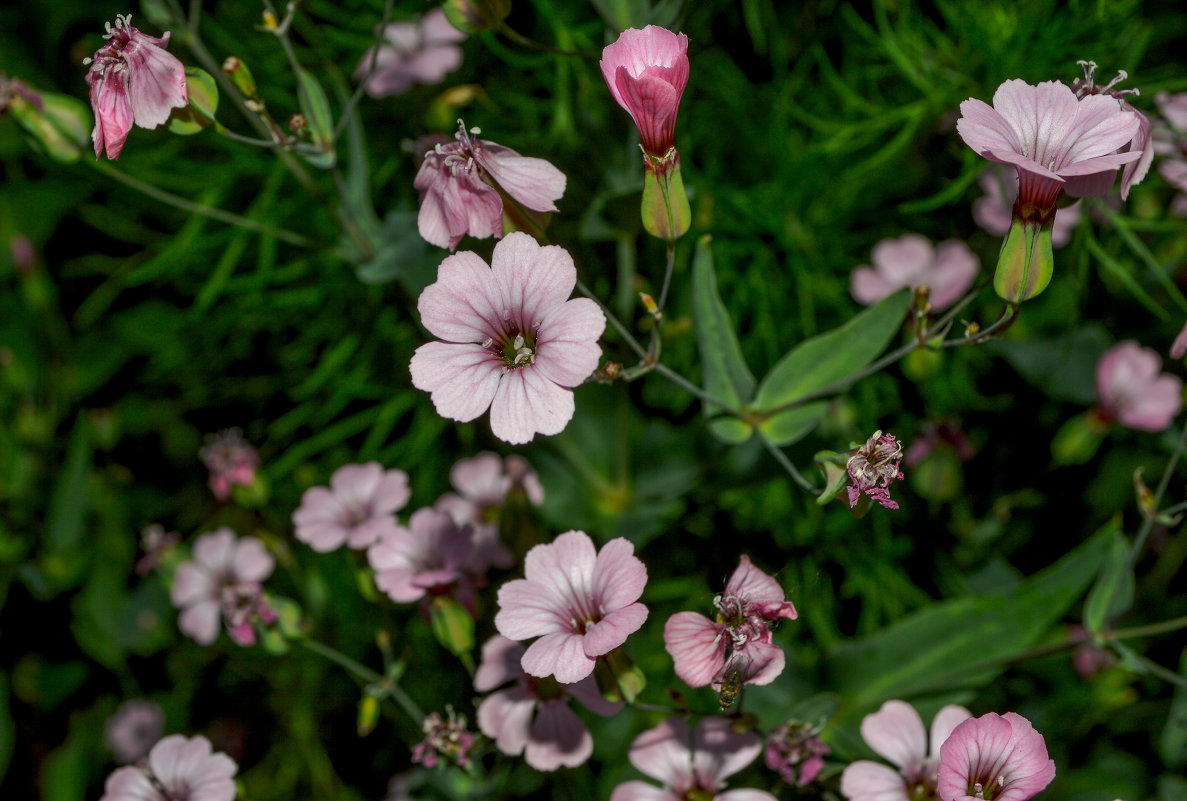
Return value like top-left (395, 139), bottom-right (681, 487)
top-left (178, 600), bottom-right (221, 645)
top-left (567, 674), bottom-right (624, 717)
top-left (409, 342), bottom-right (502, 423)
top-left (610, 781), bottom-right (678, 801)
top-left (928, 241), bottom-right (980, 310)
top-left (416, 178), bottom-right (457, 249)
top-left (491, 233), bottom-right (577, 330)
top-left (591, 537), bottom-right (648, 611)
top-left (1117, 374), bottom-right (1182, 432)
top-left (871, 235), bottom-right (932, 285)
top-left (91, 69), bottom-right (134, 159)
top-left (929, 705), bottom-right (973, 760)
top-left (474, 635), bottom-right (527, 692)
top-left (582, 602), bottom-right (648, 657)
top-left (170, 563), bottom-right (212, 607)
top-left (417, 250), bottom-right (504, 342)
top-left (956, 97), bottom-right (1023, 162)
top-left (450, 452), bottom-right (504, 498)
top-left (840, 760), bottom-right (911, 801)
top-left (476, 685), bottom-right (536, 757)
top-left (693, 716), bottom-right (763, 781)
top-left (851, 266), bottom-right (895, 306)
top-left (488, 367), bottom-right (575, 444)
top-left (520, 631), bottom-right (593, 683)
top-left (522, 530), bottom-right (596, 600)
top-left (860, 700), bottom-right (928, 774)
top-left (599, 25), bottom-right (689, 109)
top-left (534, 298), bottom-right (606, 388)
top-left (525, 699), bottom-right (594, 770)
top-left (663, 611), bottom-right (725, 688)
top-left (724, 555), bottom-right (784, 605)
top-left (232, 537), bottom-right (274, 582)
top-left (476, 145), bottom-right (567, 213)
top-left (125, 41), bottom-right (187, 129)
top-left (444, 170), bottom-right (504, 244)
top-left (627, 717), bottom-right (694, 785)
top-left (738, 639), bottom-right (785, 686)
top-left (1058, 93), bottom-right (1140, 167)
top-left (715, 791), bottom-right (779, 801)
top-left (495, 578), bottom-right (568, 640)
top-left (192, 528), bottom-right (236, 572)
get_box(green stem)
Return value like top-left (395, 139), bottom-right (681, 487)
top-left (1127, 652), bottom-right (1187, 689)
top-left (1111, 615), bottom-right (1187, 641)
top-left (300, 639), bottom-right (424, 724)
top-left (653, 362), bottom-right (745, 416)
top-left (760, 435), bottom-right (821, 493)
top-left (332, 0), bottom-right (395, 143)
top-left (576, 277), bottom-right (648, 361)
top-left (494, 21), bottom-right (594, 57)
top-left (1130, 415), bottom-right (1187, 569)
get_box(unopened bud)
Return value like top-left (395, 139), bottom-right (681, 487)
top-left (222, 57), bottom-right (258, 99)
top-left (640, 292), bottom-right (658, 315)
top-left (642, 149), bottom-right (692, 242)
top-left (1133, 468), bottom-right (1155, 517)
top-left (261, 10), bottom-right (279, 30)
top-left (964, 320), bottom-right (980, 338)
top-left (442, 0), bottom-right (511, 33)
top-left (288, 113), bottom-right (307, 133)
top-left (602, 361), bottom-right (621, 380)
top-left (995, 213), bottom-right (1054, 302)
top-left (357, 694), bottom-right (380, 737)
top-left (6, 85), bottom-right (90, 163)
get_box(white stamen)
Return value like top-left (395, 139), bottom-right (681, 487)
top-left (481, 337), bottom-right (493, 349)
top-left (469, 126), bottom-right (481, 135)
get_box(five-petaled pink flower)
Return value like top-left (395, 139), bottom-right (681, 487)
top-left (609, 717), bottom-right (776, 801)
top-left (600, 26), bottom-right (689, 159)
top-left (367, 507), bottom-right (475, 607)
top-left (1070, 61), bottom-right (1153, 200)
top-left (1095, 341), bottom-right (1183, 432)
top-left (494, 530), bottom-right (648, 683)
top-left (293, 462), bottom-right (410, 552)
top-left (355, 9), bottom-right (465, 98)
top-left (414, 121), bottom-right (566, 251)
top-left (199, 428), bottom-right (259, 502)
top-left (436, 451), bottom-right (540, 572)
top-left (847, 431), bottom-right (905, 510)
top-left (474, 635), bottom-right (622, 771)
top-left (100, 734), bottom-right (237, 801)
top-left (973, 167), bottom-right (1082, 248)
top-left (663, 555), bottom-right (797, 700)
top-left (840, 700), bottom-right (972, 801)
top-left (850, 234), bottom-right (980, 311)
top-left (936, 712), bottom-right (1056, 801)
top-left (410, 232), bottom-right (606, 445)
top-left (170, 528), bottom-right (275, 646)
top-left (84, 14), bottom-right (188, 160)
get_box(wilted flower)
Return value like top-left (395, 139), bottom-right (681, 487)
top-left (841, 701), bottom-right (971, 801)
top-left (600, 26), bottom-right (689, 160)
top-left (1096, 341), bottom-right (1183, 432)
top-left (293, 462), bottom-right (410, 552)
top-left (663, 555), bottom-right (796, 704)
top-left (84, 14), bottom-right (188, 160)
top-left (99, 734), bottom-right (237, 801)
top-left (414, 120), bottom-right (566, 251)
top-left (610, 717), bottom-right (776, 801)
top-left (199, 429), bottom-right (259, 502)
top-left (170, 528), bottom-right (275, 646)
top-left (410, 233), bottom-right (605, 445)
top-left (355, 9), bottom-right (466, 98)
top-left (474, 635), bottom-right (622, 771)
top-left (104, 700), bottom-right (165, 765)
top-left (766, 722), bottom-right (830, 787)
top-left (847, 431), bottom-right (905, 510)
top-left (1070, 61), bottom-right (1153, 200)
top-left (973, 167), bottom-right (1082, 248)
top-left (850, 234), bottom-right (979, 311)
top-left (495, 530), bottom-right (647, 683)
top-left (411, 709), bottom-right (475, 768)
top-left (436, 452), bottom-right (540, 572)
top-left (936, 712), bottom-right (1056, 801)
top-left (367, 507), bottom-right (475, 607)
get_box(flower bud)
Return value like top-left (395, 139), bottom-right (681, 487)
top-left (221, 57), bottom-right (258, 99)
top-left (594, 648), bottom-right (646, 704)
top-left (994, 213), bottom-right (1054, 303)
top-left (429, 595), bottom-right (475, 657)
top-left (442, 0), bottom-right (511, 33)
top-left (642, 153), bottom-right (691, 242)
top-left (6, 87), bottom-right (91, 163)
top-left (1050, 410), bottom-right (1107, 466)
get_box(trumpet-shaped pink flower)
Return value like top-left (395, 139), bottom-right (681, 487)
top-left (847, 431), bottom-right (905, 510)
top-left (610, 717), bottom-right (776, 801)
top-left (355, 9), bottom-right (465, 98)
top-left (973, 167), bottom-right (1082, 247)
top-left (495, 530), bottom-right (647, 683)
top-left (1096, 341), bottom-right (1183, 432)
top-left (293, 462), bottom-right (410, 552)
top-left (104, 699), bottom-right (165, 765)
top-left (600, 26), bottom-right (689, 158)
top-left (414, 121), bottom-right (566, 251)
top-left (410, 233), bottom-right (605, 445)
top-left (663, 555), bottom-right (797, 697)
top-left (850, 235), bottom-right (979, 311)
top-left (199, 428), bottom-right (259, 502)
top-left (367, 507), bottom-right (474, 605)
top-left (474, 635), bottom-right (622, 771)
top-left (84, 14), bottom-right (188, 160)
top-left (935, 713), bottom-right (1055, 801)
top-left (100, 734), bottom-right (237, 801)
top-left (170, 528), bottom-right (274, 646)
top-left (841, 701), bottom-right (972, 801)
top-left (1070, 61), bottom-right (1153, 200)
top-left (436, 452), bottom-right (541, 572)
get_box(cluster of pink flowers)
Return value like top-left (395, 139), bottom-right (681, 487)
top-left (200, 429), bottom-right (260, 502)
top-left (170, 527), bottom-right (275, 646)
top-left (850, 234), bottom-right (979, 311)
top-left (1095, 341), bottom-right (1183, 433)
top-left (765, 723), bottom-right (830, 787)
top-left (355, 9), bottom-right (465, 98)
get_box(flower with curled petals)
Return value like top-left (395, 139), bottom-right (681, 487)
top-left (1095, 341), bottom-right (1183, 432)
top-left (841, 700), bottom-right (972, 801)
top-left (169, 528), bottom-right (274, 646)
top-left (494, 530), bottom-right (647, 683)
top-left (600, 25), bottom-right (689, 160)
top-left (410, 232), bottom-right (605, 445)
top-left (293, 462), bottom-right (410, 552)
top-left (610, 717), bottom-right (776, 801)
top-left (936, 712), bottom-right (1055, 801)
top-left (99, 734), bottom-right (237, 801)
top-left (850, 234), bottom-right (979, 311)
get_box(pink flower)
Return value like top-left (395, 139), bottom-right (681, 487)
top-left (766, 723), bottom-right (830, 787)
top-left (355, 9), bottom-right (465, 98)
top-left (841, 701), bottom-right (972, 801)
top-left (436, 451), bottom-right (541, 572)
top-left (904, 421), bottom-right (974, 467)
top-left (600, 26), bottom-right (689, 160)
top-left (935, 712), bottom-right (1056, 801)
top-left (1172, 321), bottom-right (1187, 360)
top-left (199, 429), bottom-right (259, 502)
top-left (411, 710), bottom-right (475, 768)
top-left (100, 734), bottom-right (237, 801)
top-left (609, 717), bottom-right (776, 801)
top-left (850, 235), bottom-right (979, 311)
top-left (414, 121), bottom-right (566, 251)
top-left (474, 635), bottom-right (622, 771)
top-left (1070, 61), bottom-right (1153, 200)
top-left (663, 555), bottom-right (797, 700)
top-left (84, 14), bottom-right (188, 160)
top-left (170, 528), bottom-right (275, 646)
top-left (494, 530), bottom-right (647, 683)
top-left (847, 431), bottom-right (905, 510)
top-left (104, 699), bottom-right (164, 765)
top-left (367, 507), bottom-right (474, 605)
top-left (973, 167), bottom-right (1082, 248)
top-left (410, 232), bottom-right (605, 445)
top-left (1154, 92), bottom-right (1187, 213)
top-left (1096, 341), bottom-right (1183, 432)
top-left (293, 462), bottom-right (410, 552)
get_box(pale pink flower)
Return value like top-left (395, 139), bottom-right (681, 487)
top-left (474, 635), bottom-right (622, 771)
top-left (600, 25), bottom-right (690, 158)
top-left (100, 734), bottom-right (237, 801)
top-left (293, 462), bottom-right (410, 552)
top-left (841, 701), bottom-right (972, 801)
top-left (663, 555), bottom-right (797, 698)
top-left (495, 530), bottom-right (647, 683)
top-left (84, 14), bottom-right (188, 160)
top-left (1172, 321), bottom-right (1187, 360)
top-left (935, 712), bottom-right (1055, 801)
top-left (847, 431), bottom-right (905, 510)
top-left (765, 723), bottom-right (829, 787)
top-left (170, 528), bottom-right (274, 646)
top-left (610, 717), bottom-right (775, 801)
top-left (414, 121), bottom-right (566, 251)
top-left (356, 9), bottom-right (465, 98)
top-left (410, 232), bottom-right (605, 445)
top-left (957, 79), bottom-right (1143, 218)
top-left (136, 523), bottom-right (180, 577)
top-left (973, 167), bottom-right (1082, 247)
top-left (367, 507), bottom-right (473, 606)
top-left (1154, 92), bottom-right (1187, 212)
top-left (199, 429), bottom-right (259, 502)
top-left (411, 709), bottom-right (475, 768)
top-left (1096, 341), bottom-right (1183, 432)
top-left (436, 451), bottom-right (541, 572)
top-left (104, 699), bottom-right (165, 764)
top-left (850, 235), bottom-right (979, 311)
top-left (1070, 61), bottom-right (1153, 200)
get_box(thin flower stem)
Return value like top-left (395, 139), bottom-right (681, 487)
top-left (300, 639), bottom-right (425, 724)
top-left (760, 435), bottom-right (821, 493)
top-left (1127, 652), bottom-right (1187, 689)
top-left (1130, 416), bottom-right (1187, 569)
top-left (653, 362), bottom-right (745, 416)
top-left (937, 303), bottom-right (1018, 348)
top-left (656, 239), bottom-right (677, 314)
top-left (494, 22), bottom-right (596, 57)
top-left (90, 161), bottom-right (315, 247)
top-left (1111, 615), bottom-right (1187, 641)
top-left (332, 0), bottom-right (395, 143)
top-left (575, 277), bottom-right (649, 361)
top-left (1157, 498), bottom-right (1187, 517)
top-left (188, 0), bottom-right (202, 33)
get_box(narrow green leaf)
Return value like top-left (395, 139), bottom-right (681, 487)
top-left (1083, 529), bottom-right (1135, 634)
top-left (758, 402), bottom-right (829, 447)
top-left (296, 69), bottom-right (336, 168)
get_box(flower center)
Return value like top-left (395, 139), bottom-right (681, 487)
top-left (483, 328), bottom-right (538, 370)
top-left (968, 774), bottom-right (1006, 800)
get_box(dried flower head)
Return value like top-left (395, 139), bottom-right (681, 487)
top-left (411, 708), bottom-right (475, 768)
top-left (847, 431), bottom-right (905, 510)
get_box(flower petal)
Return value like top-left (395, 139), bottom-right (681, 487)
top-left (488, 367), bottom-right (575, 444)
top-left (410, 342), bottom-right (502, 423)
top-left (860, 700), bottom-right (927, 774)
top-left (417, 250), bottom-right (504, 342)
top-left (535, 298), bottom-right (606, 388)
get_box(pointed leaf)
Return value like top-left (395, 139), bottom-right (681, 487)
top-left (1083, 528), bottom-right (1135, 634)
top-left (296, 69), bottom-right (336, 168)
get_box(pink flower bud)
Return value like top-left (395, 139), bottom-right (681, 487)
top-left (600, 26), bottom-right (689, 159)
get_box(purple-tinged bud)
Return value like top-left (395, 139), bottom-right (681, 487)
top-left (221, 57), bottom-right (258, 99)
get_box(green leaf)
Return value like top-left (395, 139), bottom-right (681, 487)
top-left (1161, 649), bottom-right (1187, 769)
top-left (758, 401), bottom-right (829, 447)
top-left (168, 67), bottom-right (219, 135)
top-left (296, 69), bottom-right (336, 168)
top-left (691, 235), bottom-right (756, 443)
top-left (1083, 528), bottom-right (1135, 634)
